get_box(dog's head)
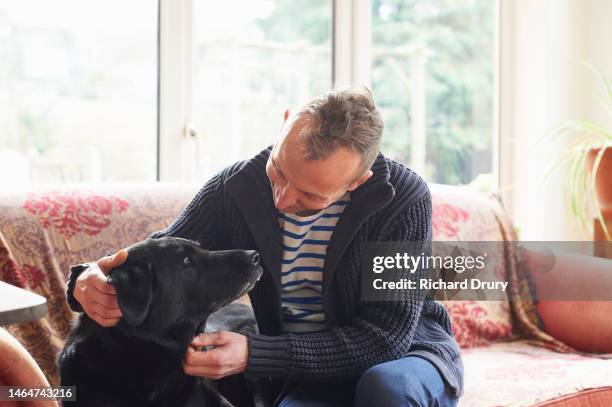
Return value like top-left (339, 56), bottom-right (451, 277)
top-left (106, 237), bottom-right (262, 344)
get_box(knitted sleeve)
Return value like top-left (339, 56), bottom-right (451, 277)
top-left (147, 173), bottom-right (223, 248)
top-left (64, 173), bottom-right (225, 313)
top-left (245, 189), bottom-right (432, 380)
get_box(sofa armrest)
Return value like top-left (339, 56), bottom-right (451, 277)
top-left (525, 248), bottom-right (612, 353)
top-left (0, 328), bottom-right (58, 407)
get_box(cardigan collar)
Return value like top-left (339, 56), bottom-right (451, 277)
top-left (225, 146), bottom-right (395, 308)
top-left (241, 146), bottom-right (392, 199)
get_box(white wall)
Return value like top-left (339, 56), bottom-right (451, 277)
top-left (501, 0), bottom-right (612, 240)
top-left (584, 0), bottom-right (612, 129)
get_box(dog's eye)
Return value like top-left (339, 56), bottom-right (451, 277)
top-left (183, 256), bottom-right (191, 265)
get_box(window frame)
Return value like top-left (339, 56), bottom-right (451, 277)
top-left (158, 0), bottom-right (193, 182)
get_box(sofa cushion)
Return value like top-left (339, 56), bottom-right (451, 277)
top-left (459, 340), bottom-right (612, 406)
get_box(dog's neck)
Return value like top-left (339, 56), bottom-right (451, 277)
top-left (123, 317), bottom-right (208, 351)
top-left (89, 315), bottom-right (208, 356)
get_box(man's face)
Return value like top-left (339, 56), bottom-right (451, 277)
top-left (266, 114), bottom-right (372, 215)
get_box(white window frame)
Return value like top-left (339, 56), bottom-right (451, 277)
top-left (332, 0), bottom-right (371, 87)
top-left (158, 0), bottom-right (193, 182)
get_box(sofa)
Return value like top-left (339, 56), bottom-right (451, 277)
top-left (1, 181), bottom-right (611, 406)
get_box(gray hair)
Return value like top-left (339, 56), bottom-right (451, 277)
top-left (297, 86), bottom-right (384, 175)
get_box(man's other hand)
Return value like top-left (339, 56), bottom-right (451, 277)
top-left (183, 331), bottom-right (248, 379)
top-left (74, 249), bottom-right (128, 327)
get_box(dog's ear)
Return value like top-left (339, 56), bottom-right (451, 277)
top-left (107, 263), bottom-right (154, 326)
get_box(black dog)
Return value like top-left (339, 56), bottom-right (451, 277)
top-left (59, 237), bottom-right (263, 407)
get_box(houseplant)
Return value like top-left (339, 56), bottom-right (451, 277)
top-left (546, 63), bottom-right (612, 240)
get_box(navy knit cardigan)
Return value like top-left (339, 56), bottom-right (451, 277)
top-left (66, 147), bottom-right (464, 398)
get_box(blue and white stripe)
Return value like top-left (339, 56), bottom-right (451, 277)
top-left (279, 194), bottom-right (349, 333)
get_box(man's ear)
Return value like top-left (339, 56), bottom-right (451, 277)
top-left (347, 170), bottom-right (373, 191)
top-left (107, 263), bottom-right (153, 326)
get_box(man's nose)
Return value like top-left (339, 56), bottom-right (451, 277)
top-left (274, 185), bottom-right (298, 210)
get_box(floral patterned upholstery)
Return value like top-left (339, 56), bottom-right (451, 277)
top-left (1, 181), bottom-right (611, 406)
top-left (459, 341), bottom-right (612, 406)
top-left (431, 184), bottom-right (514, 349)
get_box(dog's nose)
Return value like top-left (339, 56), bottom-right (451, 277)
top-left (247, 251), bottom-right (260, 266)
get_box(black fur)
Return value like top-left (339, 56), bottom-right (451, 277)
top-left (58, 237), bottom-right (263, 407)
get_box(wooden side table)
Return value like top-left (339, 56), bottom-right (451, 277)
top-left (0, 282), bottom-right (47, 325)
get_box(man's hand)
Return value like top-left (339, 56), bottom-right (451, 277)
top-left (74, 250), bottom-right (128, 327)
top-left (183, 331), bottom-right (248, 380)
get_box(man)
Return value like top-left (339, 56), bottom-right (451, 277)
top-left (66, 87), bottom-right (463, 406)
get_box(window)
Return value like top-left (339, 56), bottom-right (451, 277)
top-left (0, 0), bottom-right (158, 185)
top-left (191, 0), bottom-right (332, 179)
top-left (372, 0), bottom-right (495, 186)
top-left (0, 0), bottom-right (496, 187)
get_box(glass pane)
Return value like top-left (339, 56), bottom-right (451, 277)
top-left (372, 0), bottom-right (495, 187)
top-left (192, 0), bottom-right (332, 178)
top-left (0, 0), bottom-right (158, 185)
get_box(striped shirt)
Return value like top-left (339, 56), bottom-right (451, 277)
top-left (279, 193), bottom-right (350, 333)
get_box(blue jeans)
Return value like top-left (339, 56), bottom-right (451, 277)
top-left (277, 356), bottom-right (458, 407)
